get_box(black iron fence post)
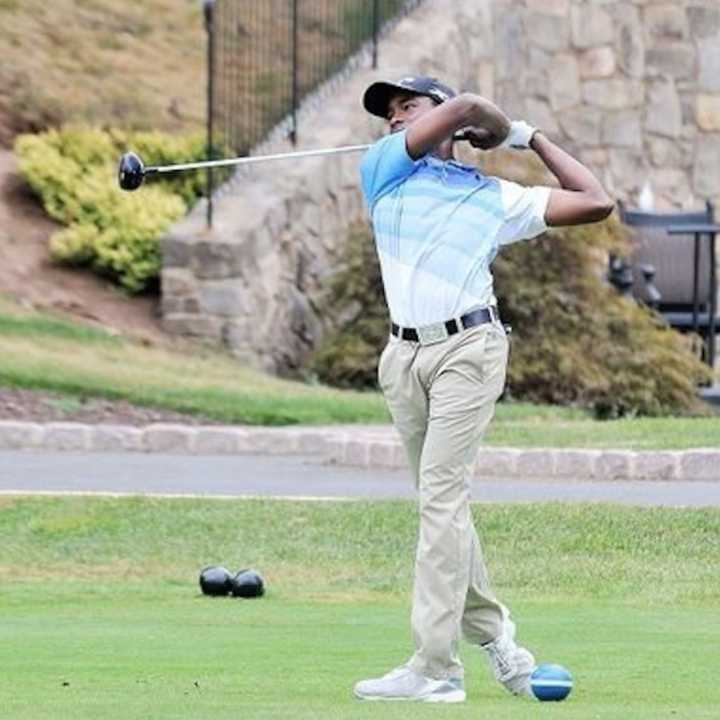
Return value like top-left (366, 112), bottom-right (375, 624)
top-left (372, 0), bottom-right (379, 68)
top-left (203, 0), bottom-right (216, 227)
top-left (290, 0), bottom-right (299, 145)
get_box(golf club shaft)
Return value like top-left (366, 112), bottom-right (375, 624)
top-left (144, 144), bottom-right (371, 176)
top-left (143, 133), bottom-right (470, 177)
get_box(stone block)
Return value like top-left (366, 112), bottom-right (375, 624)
top-left (91, 425), bottom-right (143, 452)
top-left (324, 438), bottom-right (347, 465)
top-left (474, 449), bottom-right (520, 477)
top-left (525, 0), bottom-right (568, 16)
top-left (688, 5), bottom-right (720, 40)
top-left (583, 79), bottom-right (644, 109)
top-left (648, 136), bottom-right (685, 167)
top-left (161, 268), bottom-right (198, 297)
top-left (393, 443), bottom-right (409, 469)
top-left (609, 150), bottom-right (648, 192)
top-left (697, 95), bottom-right (720, 131)
top-left (602, 110), bottom-right (643, 148)
top-left (244, 428), bottom-right (300, 454)
top-left (0, 421), bottom-right (43, 449)
top-left (295, 430), bottom-right (329, 456)
top-left (192, 241), bottom-right (244, 280)
top-left (43, 423), bottom-right (91, 451)
top-left (515, 450), bottom-right (555, 478)
top-left (160, 237), bottom-right (193, 267)
top-left (559, 107), bottom-right (602, 146)
top-left (368, 441), bottom-right (400, 468)
top-left (345, 439), bottom-right (369, 467)
top-left (698, 39), bottom-right (720, 92)
top-left (555, 450), bottom-right (601, 479)
top-left (161, 314), bottom-right (224, 340)
top-left (143, 424), bottom-right (195, 453)
top-left (645, 79), bottom-right (683, 138)
top-left (571, 5), bottom-right (614, 49)
top-left (645, 44), bottom-right (695, 79)
top-left (633, 452), bottom-right (680, 480)
top-left (653, 169), bottom-right (692, 200)
top-left (680, 450), bottom-right (720, 480)
top-left (644, 4), bottom-right (688, 39)
top-left (526, 99), bottom-right (560, 136)
top-left (194, 427), bottom-right (247, 454)
top-left (198, 280), bottom-right (249, 317)
top-left (548, 54), bottom-right (581, 111)
top-left (525, 12), bottom-right (570, 52)
top-left (614, 8), bottom-right (644, 78)
top-left (596, 451), bottom-right (633, 480)
top-left (693, 134), bottom-right (720, 197)
top-left (579, 46), bottom-right (616, 78)
top-left (580, 148), bottom-right (609, 169)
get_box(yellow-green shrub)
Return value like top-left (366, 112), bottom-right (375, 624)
top-left (14, 126), bottom-right (211, 292)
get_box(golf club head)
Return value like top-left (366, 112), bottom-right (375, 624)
top-left (199, 565), bottom-right (233, 596)
top-left (118, 151), bottom-right (145, 191)
top-left (230, 568), bottom-right (265, 598)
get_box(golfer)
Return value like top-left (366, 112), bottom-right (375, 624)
top-left (354, 76), bottom-right (613, 703)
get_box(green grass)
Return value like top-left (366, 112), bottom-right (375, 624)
top-left (1, 296), bottom-right (719, 445)
top-left (0, 496), bottom-right (719, 719)
top-left (0, 297), bottom-right (388, 426)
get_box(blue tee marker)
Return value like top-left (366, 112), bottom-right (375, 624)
top-left (530, 664), bottom-right (573, 701)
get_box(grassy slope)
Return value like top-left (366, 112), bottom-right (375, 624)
top-left (1, 496), bottom-right (719, 719)
top-left (2, 295), bottom-right (720, 442)
top-left (0, 0), bottom-right (205, 142)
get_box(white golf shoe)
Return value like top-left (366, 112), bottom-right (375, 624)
top-left (483, 617), bottom-right (536, 698)
top-left (353, 665), bottom-right (466, 703)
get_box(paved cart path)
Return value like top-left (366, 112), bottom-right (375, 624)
top-left (1, 451), bottom-right (719, 506)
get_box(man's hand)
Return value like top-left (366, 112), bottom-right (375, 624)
top-left (461, 126), bottom-right (508, 151)
top-left (499, 120), bottom-right (538, 149)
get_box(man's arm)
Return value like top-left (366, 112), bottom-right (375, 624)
top-left (405, 93), bottom-right (511, 159)
top-left (530, 132), bottom-right (614, 226)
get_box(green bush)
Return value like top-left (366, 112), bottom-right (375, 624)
top-left (14, 126), bottom-right (211, 292)
top-left (308, 216), bottom-right (712, 418)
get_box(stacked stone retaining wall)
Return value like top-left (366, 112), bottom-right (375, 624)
top-left (161, 0), bottom-right (720, 372)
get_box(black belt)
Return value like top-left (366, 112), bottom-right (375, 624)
top-left (391, 306), bottom-right (499, 344)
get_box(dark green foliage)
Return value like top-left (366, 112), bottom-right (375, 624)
top-left (309, 217), bottom-right (711, 417)
top-left (493, 218), bottom-right (711, 417)
top-left (309, 223), bottom-right (388, 390)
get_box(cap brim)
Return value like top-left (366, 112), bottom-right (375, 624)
top-left (363, 81), bottom-right (419, 119)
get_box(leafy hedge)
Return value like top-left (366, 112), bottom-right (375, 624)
top-left (309, 216), bottom-right (712, 418)
top-left (14, 127), bottom-right (212, 292)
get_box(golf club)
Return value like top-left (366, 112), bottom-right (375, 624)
top-left (117, 134), bottom-right (470, 191)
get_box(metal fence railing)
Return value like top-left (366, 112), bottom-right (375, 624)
top-left (201, 0), bottom-right (425, 226)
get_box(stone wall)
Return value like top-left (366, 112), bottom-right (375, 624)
top-left (161, 0), bottom-right (720, 373)
top-left (492, 0), bottom-right (720, 210)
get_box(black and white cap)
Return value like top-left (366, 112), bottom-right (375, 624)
top-left (362, 75), bottom-right (457, 118)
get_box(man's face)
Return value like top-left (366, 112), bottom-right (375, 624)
top-left (386, 92), bottom-right (437, 134)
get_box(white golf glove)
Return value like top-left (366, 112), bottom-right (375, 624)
top-left (500, 120), bottom-right (538, 149)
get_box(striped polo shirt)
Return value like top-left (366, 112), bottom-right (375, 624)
top-left (359, 130), bottom-right (551, 328)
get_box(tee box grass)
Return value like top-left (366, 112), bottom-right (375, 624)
top-left (1, 496), bottom-right (719, 719)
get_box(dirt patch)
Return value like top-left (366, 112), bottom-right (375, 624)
top-left (0, 387), bottom-right (222, 427)
top-left (0, 149), bottom-right (169, 343)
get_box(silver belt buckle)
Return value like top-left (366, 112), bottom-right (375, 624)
top-left (416, 321), bottom-right (449, 346)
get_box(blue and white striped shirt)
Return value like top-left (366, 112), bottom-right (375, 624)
top-left (360, 130), bottom-right (551, 327)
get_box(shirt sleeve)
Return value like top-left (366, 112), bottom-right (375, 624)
top-left (359, 130), bottom-right (419, 211)
top-left (495, 179), bottom-right (552, 246)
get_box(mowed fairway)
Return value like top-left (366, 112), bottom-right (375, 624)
top-left (1, 497), bottom-right (719, 719)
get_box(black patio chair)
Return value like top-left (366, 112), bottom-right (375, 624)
top-left (611, 200), bottom-right (719, 368)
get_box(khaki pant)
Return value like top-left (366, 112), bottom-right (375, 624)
top-left (378, 322), bottom-right (509, 680)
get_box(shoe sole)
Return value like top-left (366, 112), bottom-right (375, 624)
top-left (354, 689), bottom-right (466, 703)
